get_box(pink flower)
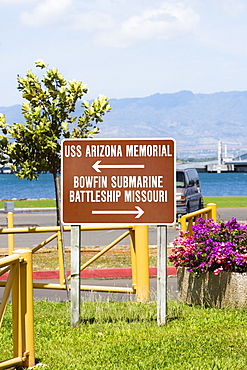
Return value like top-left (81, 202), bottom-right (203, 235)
top-left (241, 254), bottom-right (247, 262)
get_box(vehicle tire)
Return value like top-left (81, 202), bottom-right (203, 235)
top-left (186, 203), bottom-right (190, 214)
top-left (198, 198), bottom-right (203, 210)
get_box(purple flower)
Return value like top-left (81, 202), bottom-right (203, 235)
top-left (168, 218), bottom-right (247, 277)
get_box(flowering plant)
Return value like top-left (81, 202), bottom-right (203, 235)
top-left (168, 217), bottom-right (247, 277)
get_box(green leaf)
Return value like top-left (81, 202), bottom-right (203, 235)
top-left (35, 59), bottom-right (47, 69)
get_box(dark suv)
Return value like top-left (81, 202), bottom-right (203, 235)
top-left (176, 168), bottom-right (203, 217)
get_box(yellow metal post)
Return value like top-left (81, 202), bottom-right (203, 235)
top-left (13, 249), bottom-right (35, 368)
top-left (7, 212), bottom-right (14, 254)
top-left (134, 225), bottom-right (150, 302)
top-left (57, 230), bottom-right (65, 285)
top-left (179, 215), bottom-right (187, 232)
top-left (12, 257), bottom-right (22, 361)
top-left (129, 228), bottom-right (137, 291)
top-left (207, 203), bottom-right (217, 222)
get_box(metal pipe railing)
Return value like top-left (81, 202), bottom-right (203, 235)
top-left (179, 203), bottom-right (217, 235)
top-left (0, 250), bottom-right (35, 369)
top-left (0, 213), bottom-right (150, 301)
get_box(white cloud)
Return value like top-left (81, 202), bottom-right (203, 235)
top-left (123, 3), bottom-right (199, 40)
top-left (20, 0), bottom-right (72, 26)
top-left (94, 1), bottom-right (200, 48)
top-left (72, 11), bottom-right (114, 32)
top-left (17, 1), bottom-right (200, 47)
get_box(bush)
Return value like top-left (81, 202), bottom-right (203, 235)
top-left (168, 218), bottom-right (247, 277)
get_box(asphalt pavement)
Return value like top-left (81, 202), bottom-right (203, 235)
top-left (0, 275), bottom-right (177, 303)
top-left (0, 210), bottom-right (179, 250)
top-left (0, 207), bottom-right (245, 250)
top-left (29, 275), bottom-right (178, 303)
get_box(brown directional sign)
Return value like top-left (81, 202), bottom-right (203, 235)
top-left (61, 138), bottom-right (175, 225)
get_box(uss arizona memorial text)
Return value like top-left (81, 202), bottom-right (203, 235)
top-left (64, 144), bottom-right (173, 158)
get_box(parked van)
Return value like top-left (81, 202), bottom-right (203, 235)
top-left (176, 168), bottom-right (203, 216)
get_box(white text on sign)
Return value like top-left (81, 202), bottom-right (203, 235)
top-left (70, 175), bottom-right (167, 203)
top-left (64, 144), bottom-right (172, 158)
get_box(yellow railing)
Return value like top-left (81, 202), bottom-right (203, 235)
top-left (0, 213), bottom-right (150, 302)
top-left (0, 250), bottom-right (34, 369)
top-left (179, 203), bottom-right (217, 235)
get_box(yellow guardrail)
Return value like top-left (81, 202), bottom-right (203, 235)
top-left (179, 203), bottom-right (217, 235)
top-left (0, 250), bottom-right (34, 369)
top-left (0, 213), bottom-right (150, 302)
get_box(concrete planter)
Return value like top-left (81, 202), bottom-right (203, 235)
top-left (177, 267), bottom-right (247, 308)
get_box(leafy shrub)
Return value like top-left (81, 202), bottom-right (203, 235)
top-left (168, 218), bottom-right (247, 277)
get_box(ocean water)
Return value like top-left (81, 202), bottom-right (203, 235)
top-left (198, 172), bottom-right (247, 197)
top-left (0, 172), bottom-right (246, 200)
top-left (0, 173), bottom-right (56, 200)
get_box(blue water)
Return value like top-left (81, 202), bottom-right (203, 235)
top-left (0, 173), bottom-right (55, 200)
top-left (199, 172), bottom-right (247, 197)
top-left (0, 172), bottom-right (246, 199)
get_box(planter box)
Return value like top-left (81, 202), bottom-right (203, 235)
top-left (177, 267), bottom-right (247, 308)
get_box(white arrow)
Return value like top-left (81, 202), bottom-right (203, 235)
top-left (92, 206), bottom-right (144, 219)
top-left (92, 160), bottom-right (145, 173)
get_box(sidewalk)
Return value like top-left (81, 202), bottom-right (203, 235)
top-left (0, 266), bottom-right (177, 280)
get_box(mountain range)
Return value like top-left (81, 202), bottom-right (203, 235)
top-left (1, 90), bottom-right (247, 157)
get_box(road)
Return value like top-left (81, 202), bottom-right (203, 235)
top-left (0, 210), bottom-right (179, 250)
top-left (1, 276), bottom-right (177, 303)
top-left (29, 275), bottom-right (178, 302)
top-left (0, 207), bottom-right (245, 250)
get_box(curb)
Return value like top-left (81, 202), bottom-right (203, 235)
top-left (0, 266), bottom-right (177, 280)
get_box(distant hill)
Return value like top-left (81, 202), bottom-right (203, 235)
top-left (1, 90), bottom-right (247, 155)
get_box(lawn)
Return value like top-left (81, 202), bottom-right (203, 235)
top-left (30, 245), bottom-right (160, 271)
top-left (204, 196), bottom-right (247, 208)
top-left (1, 300), bottom-right (247, 369)
top-left (0, 197), bottom-right (247, 209)
top-left (0, 199), bottom-right (56, 209)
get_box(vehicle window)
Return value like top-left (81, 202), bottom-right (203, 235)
top-left (188, 170), bottom-right (196, 181)
top-left (176, 172), bottom-right (185, 188)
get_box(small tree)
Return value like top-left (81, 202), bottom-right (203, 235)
top-left (0, 60), bottom-right (111, 224)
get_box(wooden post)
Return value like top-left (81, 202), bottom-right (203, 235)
top-left (157, 225), bottom-right (167, 326)
top-left (70, 226), bottom-right (81, 328)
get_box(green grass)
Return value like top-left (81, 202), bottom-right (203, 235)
top-left (31, 245), bottom-right (157, 271)
top-left (204, 196), bottom-right (247, 208)
top-left (0, 199), bottom-right (56, 209)
top-left (0, 197), bottom-right (246, 209)
top-left (1, 300), bottom-right (247, 369)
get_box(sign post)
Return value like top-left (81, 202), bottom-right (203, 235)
top-left (70, 225), bottom-right (81, 328)
top-left (61, 138), bottom-right (175, 325)
top-left (157, 225), bottom-right (167, 325)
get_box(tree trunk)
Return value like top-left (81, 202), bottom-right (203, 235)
top-left (53, 172), bottom-right (61, 226)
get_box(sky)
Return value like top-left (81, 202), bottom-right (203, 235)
top-left (1, 0), bottom-right (247, 106)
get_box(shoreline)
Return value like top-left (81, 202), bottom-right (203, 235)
top-left (1, 196), bottom-right (247, 201)
top-left (0, 198), bottom-right (55, 201)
